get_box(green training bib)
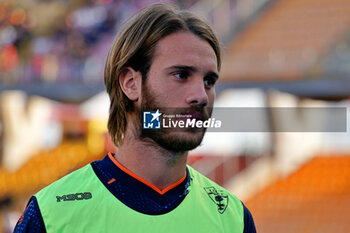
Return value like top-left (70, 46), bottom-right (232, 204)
top-left (36, 164), bottom-right (244, 233)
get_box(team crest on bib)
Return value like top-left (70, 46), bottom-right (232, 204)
top-left (204, 187), bottom-right (228, 214)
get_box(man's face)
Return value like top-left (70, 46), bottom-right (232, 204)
top-left (137, 32), bottom-right (219, 152)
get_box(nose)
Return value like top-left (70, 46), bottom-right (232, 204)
top-left (185, 78), bottom-right (208, 107)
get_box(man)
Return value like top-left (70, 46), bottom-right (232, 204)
top-left (15, 3), bottom-right (256, 233)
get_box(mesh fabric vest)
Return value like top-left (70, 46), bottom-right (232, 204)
top-left (35, 164), bottom-right (244, 233)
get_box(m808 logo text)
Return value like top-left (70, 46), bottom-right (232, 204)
top-left (56, 192), bottom-right (92, 202)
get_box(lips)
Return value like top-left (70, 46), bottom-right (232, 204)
top-left (181, 109), bottom-right (209, 121)
top-left (188, 111), bottom-right (204, 121)
top-left (156, 107), bottom-right (210, 121)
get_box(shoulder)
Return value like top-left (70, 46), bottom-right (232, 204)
top-left (187, 165), bottom-right (240, 198)
top-left (187, 166), bottom-right (257, 232)
top-left (14, 196), bottom-right (46, 233)
top-left (35, 164), bottom-right (94, 200)
top-left (242, 202), bottom-right (257, 233)
top-left (187, 165), bottom-right (244, 209)
top-left (39, 164), bottom-right (93, 190)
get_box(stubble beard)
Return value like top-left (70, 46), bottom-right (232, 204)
top-left (135, 83), bottom-right (211, 153)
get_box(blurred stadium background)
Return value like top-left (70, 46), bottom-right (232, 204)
top-left (1, 0), bottom-right (350, 232)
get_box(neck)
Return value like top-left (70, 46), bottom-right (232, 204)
top-left (115, 132), bottom-right (188, 191)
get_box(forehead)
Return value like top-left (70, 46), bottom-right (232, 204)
top-left (152, 32), bottom-right (218, 72)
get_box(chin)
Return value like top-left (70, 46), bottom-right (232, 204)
top-left (145, 129), bottom-right (205, 152)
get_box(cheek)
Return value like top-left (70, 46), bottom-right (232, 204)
top-left (144, 80), bottom-right (171, 105)
top-left (151, 79), bottom-right (181, 104)
top-left (207, 90), bottom-right (216, 107)
top-left (161, 88), bottom-right (178, 106)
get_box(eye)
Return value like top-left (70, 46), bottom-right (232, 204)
top-left (173, 71), bottom-right (189, 80)
top-left (204, 76), bottom-right (217, 87)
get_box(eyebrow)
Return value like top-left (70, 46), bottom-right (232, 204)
top-left (166, 65), bottom-right (219, 80)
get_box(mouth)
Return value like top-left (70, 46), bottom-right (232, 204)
top-left (184, 109), bottom-right (209, 121)
top-left (186, 112), bottom-right (204, 121)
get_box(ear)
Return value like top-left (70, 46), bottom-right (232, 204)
top-left (119, 67), bottom-right (142, 102)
